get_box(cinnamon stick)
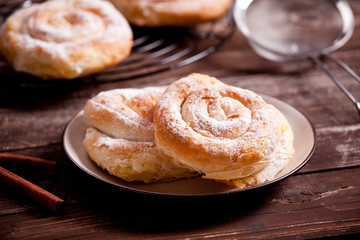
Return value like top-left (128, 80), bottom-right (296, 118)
top-left (0, 153), bottom-right (56, 173)
top-left (0, 166), bottom-right (64, 213)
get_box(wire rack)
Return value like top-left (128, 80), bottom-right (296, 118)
top-left (0, 0), bottom-right (236, 86)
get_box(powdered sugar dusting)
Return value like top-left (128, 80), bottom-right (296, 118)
top-left (23, 0), bottom-right (130, 43)
top-left (27, 9), bottom-right (104, 42)
top-left (181, 86), bottom-right (253, 139)
top-left (85, 86), bottom-right (166, 142)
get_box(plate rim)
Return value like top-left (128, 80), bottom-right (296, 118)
top-left (62, 95), bottom-right (317, 197)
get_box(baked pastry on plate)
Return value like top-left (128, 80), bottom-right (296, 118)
top-left (153, 73), bottom-right (294, 189)
top-left (0, 0), bottom-right (133, 79)
top-left (83, 87), bottom-right (196, 183)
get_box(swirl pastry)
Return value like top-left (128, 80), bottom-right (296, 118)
top-left (108, 0), bottom-right (232, 26)
top-left (0, 0), bottom-right (133, 79)
top-left (153, 73), bottom-right (294, 189)
top-left (83, 87), bottom-right (196, 183)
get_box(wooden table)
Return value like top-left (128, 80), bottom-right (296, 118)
top-left (1, 1), bottom-right (360, 239)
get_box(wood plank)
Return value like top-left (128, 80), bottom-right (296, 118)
top-left (0, 167), bottom-right (359, 239)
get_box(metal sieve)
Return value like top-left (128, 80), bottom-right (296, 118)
top-left (234, 0), bottom-right (360, 115)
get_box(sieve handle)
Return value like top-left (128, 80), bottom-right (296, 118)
top-left (311, 55), bottom-right (360, 116)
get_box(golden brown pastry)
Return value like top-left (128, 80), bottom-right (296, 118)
top-left (108, 0), bottom-right (233, 26)
top-left (153, 73), bottom-right (294, 189)
top-left (0, 0), bottom-right (133, 79)
top-left (83, 87), bottom-right (196, 183)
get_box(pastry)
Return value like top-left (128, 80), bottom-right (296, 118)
top-left (153, 73), bottom-right (294, 189)
top-left (83, 87), bottom-right (196, 183)
top-left (108, 0), bottom-right (233, 26)
top-left (0, 0), bottom-right (133, 79)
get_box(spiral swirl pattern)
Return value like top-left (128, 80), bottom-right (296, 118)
top-left (154, 73), bottom-right (294, 188)
top-left (0, 0), bottom-right (132, 79)
top-left (83, 87), bottom-right (196, 183)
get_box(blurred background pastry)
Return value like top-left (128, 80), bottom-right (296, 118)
top-left (108, 0), bottom-right (233, 26)
top-left (0, 0), bottom-right (133, 79)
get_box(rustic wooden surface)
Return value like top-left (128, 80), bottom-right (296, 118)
top-left (1, 1), bottom-right (360, 239)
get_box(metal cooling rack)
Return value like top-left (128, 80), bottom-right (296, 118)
top-left (0, 0), bottom-right (235, 86)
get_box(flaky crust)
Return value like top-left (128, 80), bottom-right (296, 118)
top-left (153, 73), bottom-right (294, 189)
top-left (83, 87), bottom-right (196, 183)
top-left (0, 0), bottom-right (133, 79)
top-left (108, 0), bottom-right (232, 26)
